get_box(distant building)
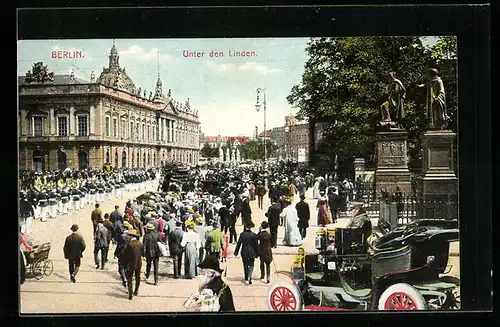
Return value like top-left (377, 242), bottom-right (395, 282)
top-left (271, 114), bottom-right (309, 162)
top-left (18, 41), bottom-right (201, 171)
top-left (258, 130), bottom-right (272, 138)
top-left (204, 134), bottom-right (251, 148)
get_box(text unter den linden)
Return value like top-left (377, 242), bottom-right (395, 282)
top-left (182, 49), bottom-right (257, 58)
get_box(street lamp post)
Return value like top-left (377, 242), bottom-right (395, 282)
top-left (255, 88), bottom-right (267, 167)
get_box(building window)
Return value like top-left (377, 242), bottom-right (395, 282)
top-left (147, 125), bottom-right (150, 140)
top-left (113, 118), bottom-right (118, 137)
top-left (121, 120), bottom-right (126, 138)
top-left (105, 150), bottom-right (110, 164)
top-left (136, 123), bottom-right (139, 139)
top-left (114, 151), bottom-right (118, 167)
top-left (57, 148), bottom-right (67, 170)
top-left (142, 123), bottom-right (145, 140)
top-left (77, 116), bottom-right (88, 136)
top-left (105, 116), bottom-right (110, 137)
top-left (132, 151), bottom-right (135, 167)
top-left (147, 153), bottom-right (151, 166)
top-left (57, 116), bottom-right (68, 136)
top-left (122, 150), bottom-right (127, 168)
top-left (33, 117), bottom-right (43, 136)
top-left (130, 122), bottom-right (133, 139)
top-left (143, 153), bottom-right (146, 167)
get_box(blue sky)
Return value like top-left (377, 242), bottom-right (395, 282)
top-left (17, 37), bottom-right (437, 137)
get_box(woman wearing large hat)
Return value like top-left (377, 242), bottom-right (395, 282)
top-left (196, 255), bottom-right (235, 312)
top-left (180, 220), bottom-right (202, 279)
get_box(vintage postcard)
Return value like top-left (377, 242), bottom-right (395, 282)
top-left (18, 36), bottom-right (460, 313)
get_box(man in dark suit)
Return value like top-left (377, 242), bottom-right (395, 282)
top-left (122, 229), bottom-right (143, 300)
top-left (295, 194), bottom-right (310, 239)
top-left (240, 194), bottom-right (252, 227)
top-left (168, 219), bottom-right (185, 279)
top-left (94, 217), bottom-right (109, 270)
top-left (328, 187), bottom-right (342, 223)
top-left (197, 255), bottom-right (235, 311)
top-left (265, 201), bottom-right (282, 248)
top-left (90, 204), bottom-right (102, 236)
top-left (110, 205), bottom-right (124, 224)
top-left (143, 223), bottom-right (161, 285)
top-left (63, 224), bottom-right (86, 283)
top-left (218, 202), bottom-right (231, 235)
top-left (257, 221), bottom-right (273, 284)
top-left (234, 222), bottom-right (259, 285)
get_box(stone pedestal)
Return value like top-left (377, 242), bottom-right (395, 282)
top-left (375, 128), bottom-right (411, 197)
top-left (417, 130), bottom-right (458, 219)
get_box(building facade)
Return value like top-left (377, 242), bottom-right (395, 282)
top-left (271, 115), bottom-right (309, 162)
top-left (18, 43), bottom-right (201, 172)
top-left (203, 135), bottom-right (251, 148)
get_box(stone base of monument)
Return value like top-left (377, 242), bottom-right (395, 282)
top-left (374, 128), bottom-right (412, 197)
top-left (416, 130), bottom-right (458, 220)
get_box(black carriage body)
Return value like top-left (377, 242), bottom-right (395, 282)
top-left (298, 220), bottom-right (459, 310)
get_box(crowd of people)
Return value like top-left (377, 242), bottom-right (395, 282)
top-left (20, 161), bottom-right (359, 311)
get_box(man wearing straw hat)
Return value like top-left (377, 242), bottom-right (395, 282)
top-left (143, 223), bottom-right (161, 285)
top-left (122, 229), bottom-right (143, 300)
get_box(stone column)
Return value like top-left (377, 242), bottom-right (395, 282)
top-left (164, 118), bottom-right (167, 142)
top-left (417, 130), bottom-right (458, 219)
top-left (89, 105), bottom-right (95, 135)
top-left (69, 106), bottom-right (75, 135)
top-left (172, 121), bottom-right (176, 143)
top-left (374, 128), bottom-right (411, 197)
top-left (49, 108), bottom-right (55, 135)
top-left (168, 120), bottom-right (172, 143)
top-left (158, 117), bottom-right (162, 142)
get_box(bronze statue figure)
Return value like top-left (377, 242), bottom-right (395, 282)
top-left (380, 71), bottom-right (407, 128)
top-left (418, 68), bottom-right (449, 130)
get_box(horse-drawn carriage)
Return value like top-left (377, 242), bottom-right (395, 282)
top-left (267, 219), bottom-right (460, 311)
top-left (24, 242), bottom-right (53, 280)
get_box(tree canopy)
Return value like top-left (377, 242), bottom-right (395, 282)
top-left (239, 139), bottom-right (277, 160)
top-left (287, 36), bottom-right (457, 170)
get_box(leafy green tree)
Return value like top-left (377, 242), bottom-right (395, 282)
top-left (239, 139), bottom-right (277, 160)
top-left (200, 142), bottom-right (217, 158)
top-left (288, 36), bottom-right (457, 171)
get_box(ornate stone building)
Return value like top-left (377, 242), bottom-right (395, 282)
top-left (271, 114), bottom-right (309, 162)
top-left (18, 42), bottom-right (201, 172)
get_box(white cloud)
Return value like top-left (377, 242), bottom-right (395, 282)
top-left (196, 100), bottom-right (292, 136)
top-left (205, 61), bottom-right (282, 75)
top-left (120, 45), bottom-right (172, 61)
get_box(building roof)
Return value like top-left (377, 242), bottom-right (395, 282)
top-left (204, 135), bottom-right (251, 144)
top-left (18, 74), bottom-right (89, 85)
top-left (258, 130), bottom-right (272, 137)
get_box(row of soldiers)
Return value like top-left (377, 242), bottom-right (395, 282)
top-left (18, 168), bottom-right (159, 236)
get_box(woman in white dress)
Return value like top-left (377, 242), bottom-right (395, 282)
top-left (312, 179), bottom-right (320, 199)
top-left (280, 197), bottom-right (303, 247)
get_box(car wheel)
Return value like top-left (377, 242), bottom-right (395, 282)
top-left (378, 283), bottom-right (426, 310)
top-left (267, 280), bottom-right (303, 311)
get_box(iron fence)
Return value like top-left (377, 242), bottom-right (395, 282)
top-left (353, 181), bottom-right (458, 225)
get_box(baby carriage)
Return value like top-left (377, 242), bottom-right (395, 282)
top-left (24, 242), bottom-right (53, 280)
